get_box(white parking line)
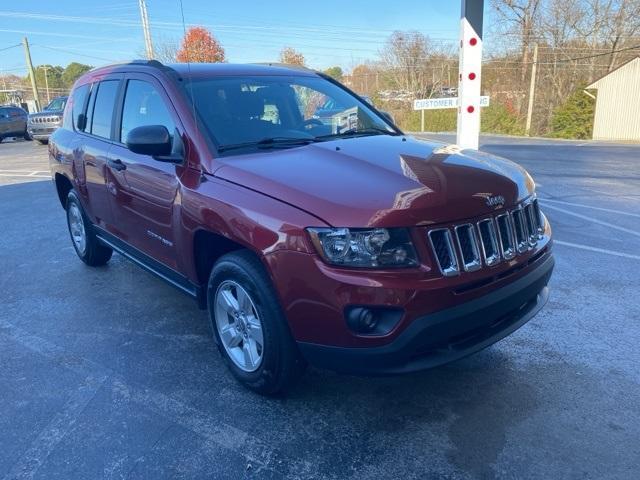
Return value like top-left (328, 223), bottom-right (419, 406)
top-left (542, 203), bottom-right (640, 238)
top-left (0, 173), bottom-right (50, 178)
top-left (555, 240), bottom-right (640, 260)
top-left (540, 198), bottom-right (640, 218)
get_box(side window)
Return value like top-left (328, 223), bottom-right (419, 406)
top-left (70, 84), bottom-right (90, 131)
top-left (90, 80), bottom-right (120, 139)
top-left (120, 80), bottom-right (175, 143)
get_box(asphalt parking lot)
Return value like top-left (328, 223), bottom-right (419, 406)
top-left (1, 134), bottom-right (639, 479)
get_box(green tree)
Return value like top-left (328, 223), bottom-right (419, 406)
top-left (550, 87), bottom-right (595, 139)
top-left (323, 66), bottom-right (343, 81)
top-left (481, 102), bottom-right (525, 136)
top-left (62, 63), bottom-right (93, 88)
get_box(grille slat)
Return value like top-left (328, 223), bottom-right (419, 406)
top-left (428, 229), bottom-right (459, 277)
top-left (455, 224), bottom-right (482, 272)
top-left (496, 213), bottom-right (516, 260)
top-left (512, 207), bottom-right (530, 253)
top-left (477, 219), bottom-right (500, 266)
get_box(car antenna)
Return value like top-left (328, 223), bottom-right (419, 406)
top-left (178, 0), bottom-right (199, 157)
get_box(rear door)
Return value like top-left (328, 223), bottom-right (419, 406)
top-left (105, 73), bottom-right (181, 269)
top-left (75, 76), bottom-right (123, 228)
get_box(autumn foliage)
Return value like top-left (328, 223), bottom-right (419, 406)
top-left (176, 27), bottom-right (226, 63)
top-left (279, 47), bottom-right (305, 66)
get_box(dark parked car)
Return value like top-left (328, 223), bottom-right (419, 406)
top-left (49, 61), bottom-right (554, 394)
top-left (0, 105), bottom-right (30, 142)
top-left (28, 96), bottom-right (68, 144)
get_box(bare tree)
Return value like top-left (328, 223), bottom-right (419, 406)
top-left (492, 0), bottom-right (544, 82)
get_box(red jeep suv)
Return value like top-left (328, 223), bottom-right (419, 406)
top-left (49, 61), bottom-right (554, 394)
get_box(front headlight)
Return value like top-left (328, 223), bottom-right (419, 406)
top-left (307, 227), bottom-right (419, 268)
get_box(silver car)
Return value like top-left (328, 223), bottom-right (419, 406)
top-left (28, 96), bottom-right (68, 144)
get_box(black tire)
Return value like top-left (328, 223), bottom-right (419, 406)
top-left (65, 190), bottom-right (113, 266)
top-left (207, 250), bottom-right (306, 395)
top-left (23, 129), bottom-right (31, 141)
top-left (0, 136), bottom-right (3, 144)
top-left (37, 139), bottom-right (48, 145)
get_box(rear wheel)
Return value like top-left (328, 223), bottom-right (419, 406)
top-left (66, 190), bottom-right (112, 266)
top-left (207, 251), bottom-right (306, 395)
top-left (37, 139), bottom-right (48, 145)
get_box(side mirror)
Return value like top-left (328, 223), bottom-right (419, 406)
top-left (126, 125), bottom-right (178, 161)
top-left (379, 111), bottom-right (395, 125)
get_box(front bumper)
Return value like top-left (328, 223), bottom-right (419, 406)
top-left (28, 125), bottom-right (57, 140)
top-left (297, 253), bottom-right (554, 374)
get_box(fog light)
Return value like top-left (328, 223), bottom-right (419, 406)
top-left (347, 307), bottom-right (378, 333)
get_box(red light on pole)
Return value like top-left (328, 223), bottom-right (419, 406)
top-left (469, 72), bottom-right (476, 80)
top-left (467, 106), bottom-right (475, 113)
top-left (470, 37), bottom-right (478, 46)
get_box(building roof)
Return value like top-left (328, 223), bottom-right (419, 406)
top-left (587, 56), bottom-right (640, 89)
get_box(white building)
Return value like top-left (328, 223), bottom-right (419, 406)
top-left (587, 57), bottom-right (640, 142)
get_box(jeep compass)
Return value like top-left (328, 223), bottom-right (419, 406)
top-left (49, 60), bottom-right (554, 394)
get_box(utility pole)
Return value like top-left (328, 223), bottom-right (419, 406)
top-left (457, 0), bottom-right (484, 150)
top-left (39, 65), bottom-right (50, 103)
top-left (139, 0), bottom-right (155, 60)
top-left (525, 43), bottom-right (538, 136)
top-left (22, 37), bottom-right (41, 112)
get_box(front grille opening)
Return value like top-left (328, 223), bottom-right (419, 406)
top-left (455, 224), bottom-right (481, 272)
top-left (478, 219), bottom-right (500, 266)
top-left (532, 198), bottom-right (544, 236)
top-left (496, 214), bottom-right (515, 259)
top-left (524, 203), bottom-right (538, 246)
top-left (428, 229), bottom-right (459, 277)
top-left (512, 209), bottom-right (529, 253)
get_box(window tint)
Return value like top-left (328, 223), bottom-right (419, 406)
top-left (90, 80), bottom-right (119, 139)
top-left (71, 84), bottom-right (89, 131)
top-left (120, 80), bottom-right (174, 143)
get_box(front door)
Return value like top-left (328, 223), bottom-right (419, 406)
top-left (105, 73), bottom-right (181, 269)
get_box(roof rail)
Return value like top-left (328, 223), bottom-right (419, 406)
top-left (128, 59), bottom-right (165, 68)
top-left (252, 62), bottom-right (317, 73)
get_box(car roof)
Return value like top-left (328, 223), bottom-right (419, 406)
top-left (86, 61), bottom-right (319, 80)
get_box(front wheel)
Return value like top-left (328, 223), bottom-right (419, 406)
top-left (208, 251), bottom-right (306, 395)
top-left (66, 190), bottom-right (113, 266)
top-left (23, 128), bottom-right (31, 141)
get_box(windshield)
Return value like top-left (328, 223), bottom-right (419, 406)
top-left (186, 75), bottom-right (396, 153)
top-left (44, 97), bottom-right (67, 111)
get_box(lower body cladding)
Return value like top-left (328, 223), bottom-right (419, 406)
top-left (266, 249), bottom-right (554, 375)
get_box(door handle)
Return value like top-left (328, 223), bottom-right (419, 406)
top-left (107, 158), bottom-right (127, 171)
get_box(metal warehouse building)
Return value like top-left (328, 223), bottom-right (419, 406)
top-left (587, 57), bottom-right (640, 142)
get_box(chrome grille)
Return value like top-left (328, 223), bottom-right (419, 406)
top-left (455, 224), bottom-right (481, 272)
top-left (427, 197), bottom-right (545, 277)
top-left (428, 229), bottom-right (459, 277)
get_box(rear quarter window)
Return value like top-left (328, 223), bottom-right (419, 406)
top-left (66, 84), bottom-right (90, 131)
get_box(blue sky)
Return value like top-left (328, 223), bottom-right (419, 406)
top-left (0, 1), bottom-right (490, 75)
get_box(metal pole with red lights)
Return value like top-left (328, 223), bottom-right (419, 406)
top-left (456, 0), bottom-right (484, 150)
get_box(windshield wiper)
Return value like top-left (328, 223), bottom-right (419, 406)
top-left (315, 127), bottom-right (398, 141)
top-left (217, 137), bottom-right (316, 153)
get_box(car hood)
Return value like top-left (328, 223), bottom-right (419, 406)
top-left (212, 135), bottom-right (535, 227)
top-left (29, 110), bottom-right (63, 119)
